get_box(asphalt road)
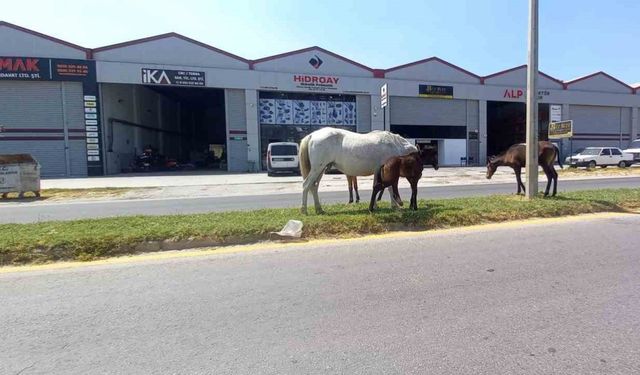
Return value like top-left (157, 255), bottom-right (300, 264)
top-left (1, 214), bottom-right (639, 374)
top-left (1, 177), bottom-right (639, 223)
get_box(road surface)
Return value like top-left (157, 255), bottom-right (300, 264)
top-left (1, 213), bottom-right (639, 374)
top-left (1, 177), bottom-right (639, 223)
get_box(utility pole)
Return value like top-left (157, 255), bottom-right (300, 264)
top-left (525, 0), bottom-right (539, 199)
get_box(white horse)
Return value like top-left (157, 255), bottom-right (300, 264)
top-left (299, 127), bottom-right (418, 214)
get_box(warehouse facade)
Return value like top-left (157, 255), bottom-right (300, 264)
top-left (1, 21), bottom-right (639, 177)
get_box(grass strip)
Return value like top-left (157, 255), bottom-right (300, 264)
top-left (2, 188), bottom-right (639, 265)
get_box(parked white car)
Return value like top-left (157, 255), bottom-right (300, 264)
top-left (266, 142), bottom-right (300, 176)
top-left (622, 139), bottom-right (640, 165)
top-left (567, 147), bottom-right (634, 168)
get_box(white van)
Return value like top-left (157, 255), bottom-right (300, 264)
top-left (267, 142), bottom-right (300, 176)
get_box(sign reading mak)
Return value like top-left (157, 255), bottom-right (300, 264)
top-left (548, 120), bottom-right (573, 139)
top-left (0, 57), bottom-right (92, 81)
top-left (141, 68), bottom-right (205, 86)
top-left (293, 75), bottom-right (339, 92)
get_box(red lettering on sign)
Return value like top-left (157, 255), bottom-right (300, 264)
top-left (0, 58), bottom-right (12, 70)
top-left (12, 59), bottom-right (26, 72)
top-left (503, 89), bottom-right (524, 99)
top-left (292, 75), bottom-right (339, 85)
top-left (26, 59), bottom-right (39, 72)
top-left (0, 58), bottom-right (40, 72)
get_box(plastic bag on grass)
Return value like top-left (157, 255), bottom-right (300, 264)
top-left (270, 220), bottom-right (303, 239)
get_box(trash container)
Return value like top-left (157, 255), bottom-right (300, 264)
top-left (0, 154), bottom-right (41, 198)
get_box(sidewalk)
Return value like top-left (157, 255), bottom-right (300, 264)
top-left (38, 166), bottom-right (640, 201)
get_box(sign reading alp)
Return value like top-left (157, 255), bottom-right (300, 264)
top-left (548, 120), bottom-right (573, 139)
top-left (380, 83), bottom-right (388, 108)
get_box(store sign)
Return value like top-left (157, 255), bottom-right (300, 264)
top-left (0, 56), bottom-right (92, 81)
top-left (419, 85), bottom-right (453, 99)
top-left (308, 55), bottom-right (323, 69)
top-left (293, 74), bottom-right (339, 91)
top-left (141, 68), bottom-right (205, 86)
top-left (503, 88), bottom-right (551, 100)
top-left (549, 120), bottom-right (573, 139)
top-left (550, 104), bottom-right (562, 122)
top-left (503, 89), bottom-right (524, 99)
top-left (380, 83), bottom-right (388, 108)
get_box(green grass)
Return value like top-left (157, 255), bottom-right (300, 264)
top-left (2, 188), bottom-right (640, 265)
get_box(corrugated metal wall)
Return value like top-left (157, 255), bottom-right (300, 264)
top-left (0, 81), bottom-right (86, 177)
top-left (569, 105), bottom-right (630, 150)
top-left (356, 95), bottom-right (371, 133)
top-left (225, 89), bottom-right (248, 172)
top-left (390, 97), bottom-right (467, 126)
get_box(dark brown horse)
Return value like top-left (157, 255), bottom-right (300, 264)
top-left (369, 147), bottom-right (438, 211)
top-left (346, 175), bottom-right (360, 203)
top-left (486, 141), bottom-right (563, 196)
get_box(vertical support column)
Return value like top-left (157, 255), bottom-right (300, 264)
top-left (562, 103), bottom-right (571, 155)
top-left (132, 85), bottom-right (140, 153)
top-left (60, 82), bottom-right (71, 177)
top-left (631, 107), bottom-right (638, 147)
top-left (525, 0), bottom-right (539, 199)
top-left (370, 95), bottom-right (384, 131)
top-left (245, 89), bottom-right (260, 171)
top-left (478, 100), bottom-right (487, 165)
top-left (157, 96), bottom-right (164, 154)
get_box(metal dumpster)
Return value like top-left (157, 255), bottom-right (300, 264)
top-left (0, 154), bottom-right (41, 198)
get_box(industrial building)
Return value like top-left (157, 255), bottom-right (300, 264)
top-left (1, 21), bottom-right (638, 177)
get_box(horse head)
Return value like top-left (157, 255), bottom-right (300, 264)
top-left (486, 155), bottom-right (499, 179)
top-left (420, 146), bottom-right (439, 170)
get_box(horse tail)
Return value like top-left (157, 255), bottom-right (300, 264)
top-left (299, 135), bottom-right (311, 179)
top-left (554, 144), bottom-right (564, 169)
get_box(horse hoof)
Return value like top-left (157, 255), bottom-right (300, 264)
top-left (348, 200), bottom-right (353, 204)
top-left (300, 208), bottom-right (308, 215)
top-left (316, 209), bottom-right (325, 215)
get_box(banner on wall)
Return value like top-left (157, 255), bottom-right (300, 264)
top-left (259, 92), bottom-right (356, 127)
top-left (0, 56), bottom-right (103, 176)
top-left (549, 120), bottom-right (573, 139)
top-left (550, 104), bottom-right (562, 123)
top-left (141, 68), bottom-right (205, 86)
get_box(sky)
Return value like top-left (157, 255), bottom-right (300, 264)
top-left (3, 0), bottom-right (640, 84)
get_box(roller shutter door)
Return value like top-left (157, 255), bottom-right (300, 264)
top-left (0, 81), bottom-right (66, 177)
top-left (569, 105), bottom-right (622, 134)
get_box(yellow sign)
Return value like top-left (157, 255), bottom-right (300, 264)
top-left (549, 120), bottom-right (573, 139)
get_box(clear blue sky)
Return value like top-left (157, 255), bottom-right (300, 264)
top-left (4, 0), bottom-right (639, 84)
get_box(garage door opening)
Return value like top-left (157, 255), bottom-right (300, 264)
top-left (101, 83), bottom-right (227, 174)
top-left (487, 101), bottom-right (549, 157)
